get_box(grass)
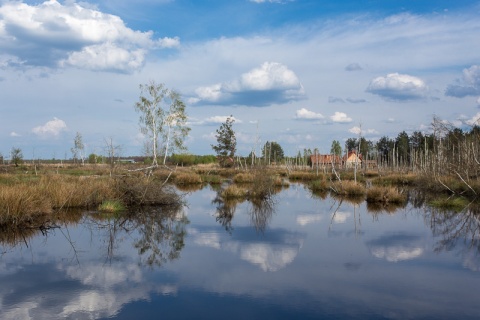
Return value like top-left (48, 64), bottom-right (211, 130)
top-left (221, 185), bottom-right (248, 199)
top-left (98, 200), bottom-right (125, 213)
top-left (366, 186), bottom-right (407, 204)
top-left (233, 173), bottom-right (255, 183)
top-left (330, 181), bottom-right (366, 196)
top-left (428, 196), bottom-right (470, 212)
top-left (0, 173), bottom-right (184, 227)
top-left (173, 172), bottom-right (202, 185)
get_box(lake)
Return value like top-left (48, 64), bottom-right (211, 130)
top-left (1, 183), bottom-right (479, 319)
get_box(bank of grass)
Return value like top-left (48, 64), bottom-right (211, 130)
top-left (0, 174), bottom-right (183, 227)
top-left (428, 196), bottom-right (470, 212)
top-left (330, 181), bottom-right (366, 197)
top-left (366, 186), bottom-right (407, 204)
top-left (98, 200), bottom-right (125, 213)
top-left (173, 172), bottom-right (202, 185)
top-left (372, 173), bottom-right (417, 186)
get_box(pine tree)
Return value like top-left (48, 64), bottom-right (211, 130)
top-left (211, 116), bottom-right (236, 167)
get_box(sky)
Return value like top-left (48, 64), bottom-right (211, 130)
top-left (1, 0), bottom-right (480, 159)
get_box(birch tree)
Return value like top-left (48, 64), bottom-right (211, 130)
top-left (135, 81), bottom-right (190, 166)
top-left (71, 132), bottom-right (85, 165)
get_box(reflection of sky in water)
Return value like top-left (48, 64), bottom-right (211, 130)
top-left (1, 185), bottom-right (480, 319)
top-left (367, 233), bottom-right (425, 262)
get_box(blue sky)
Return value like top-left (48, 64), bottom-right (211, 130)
top-left (1, 0), bottom-right (480, 159)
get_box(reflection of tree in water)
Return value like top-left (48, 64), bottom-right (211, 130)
top-left (124, 205), bottom-right (189, 267)
top-left (248, 198), bottom-right (276, 233)
top-left (427, 203), bottom-right (480, 252)
top-left (212, 188), bottom-right (276, 234)
top-left (212, 193), bottom-right (240, 234)
top-left (0, 209), bottom-right (84, 251)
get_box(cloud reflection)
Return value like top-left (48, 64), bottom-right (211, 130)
top-left (367, 233), bottom-right (424, 262)
top-left (189, 227), bottom-right (305, 272)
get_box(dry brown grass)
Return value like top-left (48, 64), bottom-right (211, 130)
top-left (0, 173), bottom-right (184, 227)
top-left (366, 186), bottom-right (407, 204)
top-left (221, 185), bottom-right (248, 199)
top-left (288, 171), bottom-right (320, 181)
top-left (233, 172), bottom-right (254, 183)
top-left (330, 181), bottom-right (366, 196)
top-left (173, 172), bottom-right (202, 185)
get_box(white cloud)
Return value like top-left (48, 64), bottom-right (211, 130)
top-left (156, 37), bottom-right (180, 48)
top-left (32, 117), bottom-right (67, 137)
top-left (371, 247), bottom-right (423, 262)
top-left (192, 62), bottom-right (305, 106)
top-left (477, 97), bottom-right (480, 106)
top-left (332, 211), bottom-right (350, 223)
top-left (296, 214), bottom-right (323, 226)
top-left (330, 112), bottom-right (352, 123)
top-left (60, 43), bottom-right (146, 72)
top-left (349, 126), bottom-right (379, 135)
top-left (446, 65), bottom-right (480, 98)
top-left (240, 243), bottom-right (298, 272)
top-left (366, 73), bottom-right (428, 101)
top-left (0, 1), bottom-right (176, 72)
top-left (465, 112), bottom-right (480, 126)
top-left (10, 131), bottom-right (20, 137)
top-left (295, 108), bottom-right (324, 120)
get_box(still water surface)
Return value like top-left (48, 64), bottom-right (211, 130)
top-left (1, 184), bottom-right (480, 319)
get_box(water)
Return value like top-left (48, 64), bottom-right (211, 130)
top-left (1, 184), bottom-right (479, 319)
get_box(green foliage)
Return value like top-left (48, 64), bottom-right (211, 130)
top-left (261, 141), bottom-right (285, 162)
top-left (98, 200), bottom-right (125, 213)
top-left (330, 140), bottom-right (342, 156)
top-left (211, 116), bottom-right (236, 167)
top-left (71, 132), bottom-right (85, 165)
top-left (135, 81), bottom-right (190, 165)
top-left (10, 147), bottom-right (23, 167)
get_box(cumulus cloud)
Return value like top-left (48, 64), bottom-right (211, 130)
top-left (32, 117), bottom-right (67, 137)
top-left (366, 73), bottom-right (428, 101)
top-left (10, 131), bottom-right (21, 137)
top-left (330, 112), bottom-right (352, 123)
top-left (192, 62), bottom-right (306, 106)
top-left (0, 1), bottom-right (178, 72)
top-left (465, 112), bottom-right (480, 126)
top-left (349, 126), bottom-right (379, 135)
top-left (445, 65), bottom-right (480, 98)
top-left (295, 108), bottom-right (324, 120)
top-left (204, 115), bottom-right (242, 125)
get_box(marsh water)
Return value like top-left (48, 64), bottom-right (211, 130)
top-left (1, 183), bottom-right (480, 319)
